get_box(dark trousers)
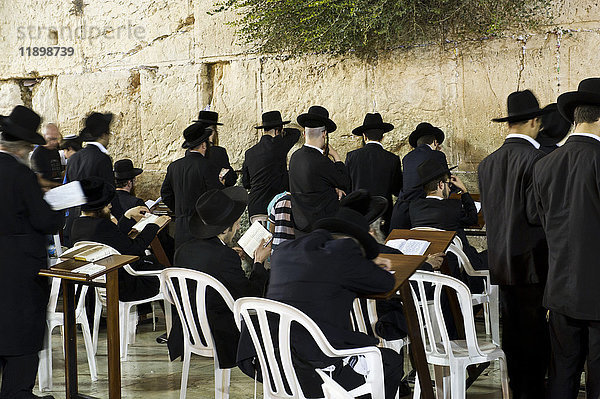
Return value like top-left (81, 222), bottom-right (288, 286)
top-left (500, 284), bottom-right (549, 399)
top-left (547, 311), bottom-right (600, 399)
top-left (0, 353), bottom-right (39, 399)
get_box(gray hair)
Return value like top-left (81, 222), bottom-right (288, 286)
top-left (305, 126), bottom-right (326, 140)
top-left (369, 218), bottom-right (386, 243)
top-left (0, 137), bottom-right (32, 153)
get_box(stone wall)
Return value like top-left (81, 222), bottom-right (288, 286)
top-left (1, 0), bottom-right (600, 198)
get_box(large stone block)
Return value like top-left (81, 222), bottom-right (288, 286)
top-left (0, 81), bottom-right (24, 115)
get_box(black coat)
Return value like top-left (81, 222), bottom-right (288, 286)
top-left (532, 135), bottom-right (600, 320)
top-left (111, 190), bottom-right (145, 220)
top-left (70, 215), bottom-right (160, 301)
top-left (170, 237), bottom-right (268, 367)
top-left (0, 153), bottom-right (64, 355)
top-left (478, 137), bottom-right (548, 286)
top-left (345, 142), bottom-right (402, 223)
top-left (401, 145), bottom-right (448, 201)
top-left (160, 151), bottom-right (223, 247)
top-left (242, 128), bottom-right (301, 217)
top-left (289, 146), bottom-right (351, 231)
top-left (207, 145), bottom-right (237, 187)
top-left (65, 144), bottom-right (114, 185)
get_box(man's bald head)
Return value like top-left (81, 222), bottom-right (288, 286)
top-left (42, 123), bottom-right (61, 150)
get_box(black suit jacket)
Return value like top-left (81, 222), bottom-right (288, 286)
top-left (71, 215), bottom-right (159, 300)
top-left (170, 237), bottom-right (268, 367)
top-left (242, 128), bottom-right (300, 216)
top-left (532, 135), bottom-right (600, 320)
top-left (65, 144), bottom-right (114, 185)
top-left (0, 153), bottom-right (64, 355)
top-left (478, 137), bottom-right (548, 286)
top-left (111, 190), bottom-right (145, 220)
top-left (160, 151), bottom-right (223, 247)
top-left (289, 146), bottom-right (351, 231)
top-left (207, 145), bottom-right (237, 187)
top-left (345, 142), bottom-right (402, 218)
top-left (401, 145), bottom-right (448, 200)
top-left (31, 146), bottom-right (63, 182)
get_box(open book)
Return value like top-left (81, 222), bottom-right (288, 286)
top-left (43, 181), bottom-right (87, 210)
top-left (66, 245), bottom-right (113, 262)
top-left (238, 221), bottom-right (273, 257)
top-left (144, 196), bottom-right (162, 210)
top-left (132, 213), bottom-right (160, 232)
top-left (385, 239), bottom-right (431, 255)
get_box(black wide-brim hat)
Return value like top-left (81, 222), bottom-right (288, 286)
top-left (339, 189), bottom-right (388, 224)
top-left (182, 122), bottom-right (212, 149)
top-left (409, 122), bottom-right (444, 148)
top-left (189, 186), bottom-right (248, 239)
top-left (413, 158), bottom-right (458, 188)
top-left (352, 113), bottom-right (394, 136)
top-left (492, 89), bottom-right (550, 123)
top-left (114, 159), bottom-right (143, 180)
top-left (557, 78), bottom-right (600, 123)
top-left (297, 105), bottom-right (337, 133)
top-left (80, 112), bottom-right (114, 141)
top-left (194, 110), bottom-right (223, 126)
top-left (0, 105), bottom-right (45, 145)
top-left (313, 208), bottom-right (380, 260)
top-left (80, 177), bottom-right (116, 211)
top-left (254, 110), bottom-right (291, 130)
top-left (538, 103), bottom-right (571, 142)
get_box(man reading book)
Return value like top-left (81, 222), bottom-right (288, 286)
top-left (168, 187), bottom-right (271, 367)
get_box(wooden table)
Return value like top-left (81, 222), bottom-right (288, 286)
top-left (39, 254), bottom-right (138, 399)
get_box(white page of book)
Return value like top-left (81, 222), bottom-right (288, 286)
top-left (238, 221), bottom-right (272, 257)
top-left (71, 263), bottom-right (106, 275)
top-left (43, 181), bottom-right (87, 210)
top-left (132, 213), bottom-right (159, 231)
top-left (145, 196), bottom-right (162, 209)
top-left (385, 239), bottom-right (430, 255)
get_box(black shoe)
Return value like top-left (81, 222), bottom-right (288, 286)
top-left (398, 381), bottom-right (411, 397)
top-left (156, 332), bottom-right (168, 344)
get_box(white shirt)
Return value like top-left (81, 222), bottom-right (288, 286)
top-left (506, 134), bottom-right (540, 149)
top-left (570, 133), bottom-right (600, 143)
top-left (425, 195), bottom-right (444, 200)
top-left (304, 143), bottom-right (324, 154)
top-left (366, 141), bottom-right (384, 148)
top-left (85, 141), bottom-right (109, 154)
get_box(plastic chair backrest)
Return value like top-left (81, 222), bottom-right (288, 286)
top-left (234, 297), bottom-right (367, 399)
top-left (160, 268), bottom-right (235, 361)
top-left (409, 271), bottom-right (484, 359)
top-left (351, 298), bottom-right (379, 338)
top-left (446, 242), bottom-right (488, 279)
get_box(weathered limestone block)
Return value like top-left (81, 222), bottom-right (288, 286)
top-left (0, 81), bottom-right (24, 115)
top-left (31, 77), bottom-right (59, 124)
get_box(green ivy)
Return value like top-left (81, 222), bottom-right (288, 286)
top-left (212, 0), bottom-right (551, 56)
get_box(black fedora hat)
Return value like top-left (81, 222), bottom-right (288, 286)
top-left (80, 112), bottom-right (113, 141)
top-left (182, 122), bottom-right (212, 149)
top-left (352, 113), bottom-right (394, 136)
top-left (557, 78), bottom-right (600, 123)
top-left (414, 159), bottom-right (457, 188)
top-left (0, 105), bottom-right (45, 145)
top-left (340, 189), bottom-right (388, 224)
top-left (492, 90), bottom-right (549, 123)
top-left (408, 122), bottom-right (445, 148)
top-left (538, 103), bottom-right (571, 142)
top-left (189, 186), bottom-right (248, 239)
top-left (114, 159), bottom-right (143, 180)
top-left (194, 110), bottom-right (223, 126)
top-left (80, 177), bottom-right (116, 212)
top-left (254, 111), bottom-right (291, 130)
top-left (313, 207), bottom-right (380, 260)
top-left (297, 105), bottom-right (337, 133)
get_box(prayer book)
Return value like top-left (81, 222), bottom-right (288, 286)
top-left (145, 196), bottom-right (162, 210)
top-left (43, 181), bottom-right (86, 210)
top-left (71, 263), bottom-right (106, 275)
top-left (132, 213), bottom-right (160, 232)
top-left (238, 221), bottom-right (273, 257)
top-left (385, 239), bottom-right (431, 255)
top-left (67, 246), bottom-right (114, 262)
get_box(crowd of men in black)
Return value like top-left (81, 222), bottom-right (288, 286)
top-left (1, 77), bottom-right (599, 399)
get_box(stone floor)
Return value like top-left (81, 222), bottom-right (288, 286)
top-left (28, 314), bottom-right (525, 399)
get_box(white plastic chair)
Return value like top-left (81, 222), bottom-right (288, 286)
top-left (234, 297), bottom-right (385, 399)
top-left (351, 298), bottom-right (409, 355)
top-left (315, 369), bottom-right (353, 399)
top-left (70, 241), bottom-right (167, 360)
top-left (38, 249), bottom-right (98, 391)
top-left (411, 227), bottom-right (500, 345)
top-left (409, 271), bottom-right (509, 399)
top-left (160, 268), bottom-right (233, 399)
